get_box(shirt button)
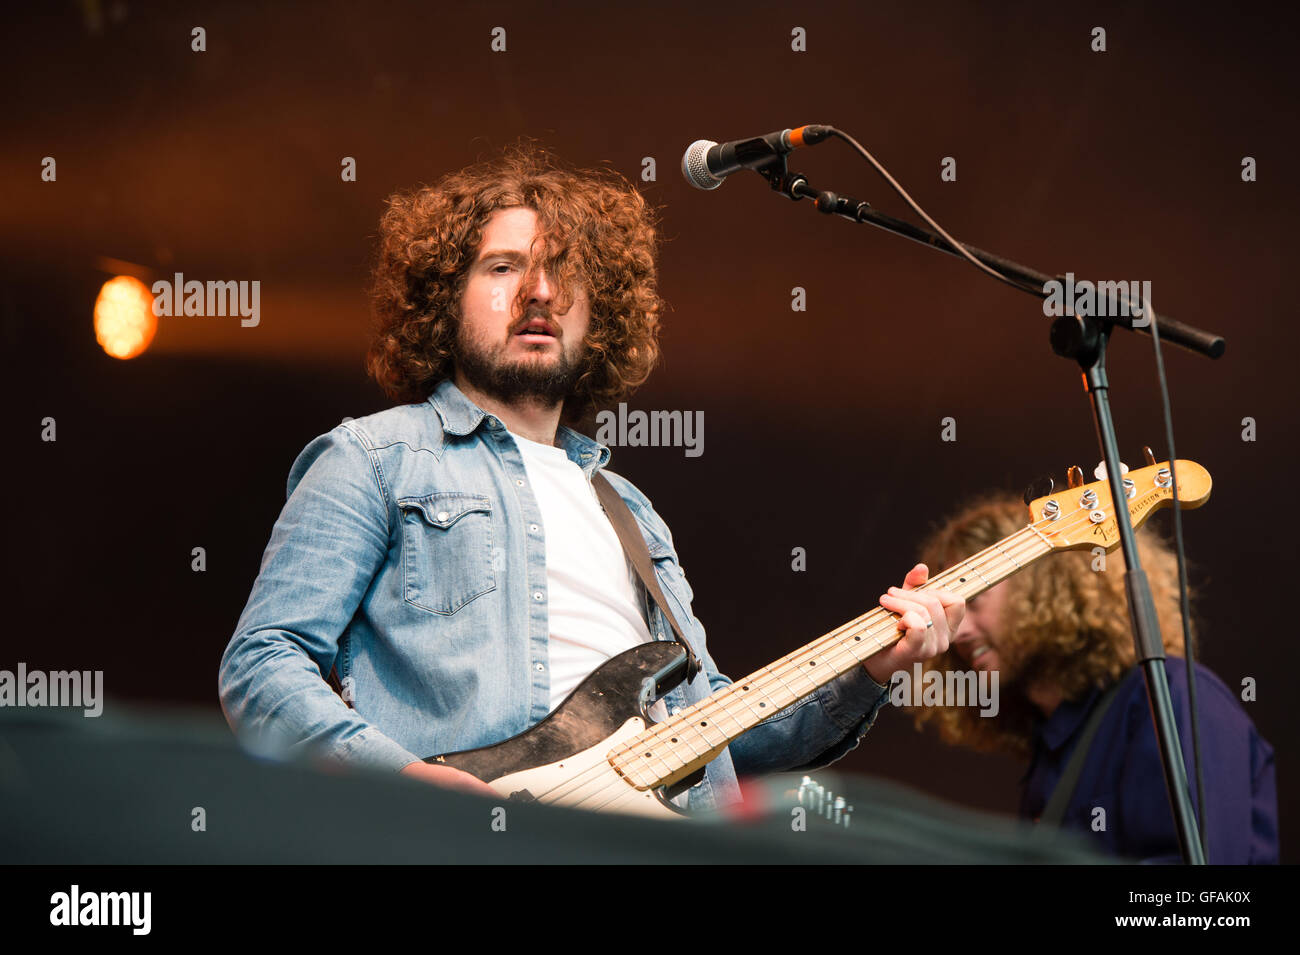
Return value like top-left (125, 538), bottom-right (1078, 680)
top-left (530, 524), bottom-right (539, 532)
top-left (436, 511), bottom-right (449, 522)
top-left (670, 706), bottom-right (681, 716)
top-left (533, 591), bottom-right (544, 601)
top-left (534, 662), bottom-right (545, 671)
top-left (515, 479), bottom-right (525, 487)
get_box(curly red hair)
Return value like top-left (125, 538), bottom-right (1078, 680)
top-left (366, 140), bottom-right (666, 424)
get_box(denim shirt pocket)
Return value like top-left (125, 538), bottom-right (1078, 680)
top-left (397, 491), bottom-right (496, 615)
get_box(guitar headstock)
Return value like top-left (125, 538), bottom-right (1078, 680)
top-left (1027, 455), bottom-right (1211, 552)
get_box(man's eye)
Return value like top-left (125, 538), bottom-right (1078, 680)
top-left (491, 264), bottom-right (513, 274)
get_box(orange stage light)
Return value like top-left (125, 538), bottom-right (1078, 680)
top-left (94, 275), bottom-right (157, 359)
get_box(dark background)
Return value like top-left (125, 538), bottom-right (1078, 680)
top-left (4, 1), bottom-right (1295, 860)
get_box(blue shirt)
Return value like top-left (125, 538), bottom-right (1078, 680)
top-left (219, 378), bottom-right (891, 812)
top-left (1020, 656), bottom-right (1278, 863)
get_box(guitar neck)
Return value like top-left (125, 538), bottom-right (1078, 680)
top-left (607, 522), bottom-right (1057, 791)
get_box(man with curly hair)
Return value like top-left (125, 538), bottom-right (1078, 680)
top-left (218, 143), bottom-right (964, 812)
top-left (909, 493), bottom-right (1277, 862)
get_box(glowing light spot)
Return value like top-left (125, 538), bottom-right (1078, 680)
top-left (94, 275), bottom-right (157, 359)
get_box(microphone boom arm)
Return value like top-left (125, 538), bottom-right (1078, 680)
top-left (755, 159), bottom-right (1223, 360)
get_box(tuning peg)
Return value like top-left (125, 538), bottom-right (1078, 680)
top-left (1023, 475), bottom-right (1054, 506)
top-left (1094, 461), bottom-right (1129, 480)
top-left (1143, 446), bottom-right (1157, 467)
top-left (1066, 465), bottom-right (1084, 489)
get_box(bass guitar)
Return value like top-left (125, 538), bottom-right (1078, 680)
top-left (428, 455), bottom-right (1211, 818)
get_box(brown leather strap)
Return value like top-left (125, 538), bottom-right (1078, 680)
top-left (591, 471), bottom-right (703, 681)
top-left (327, 665), bottom-right (351, 707)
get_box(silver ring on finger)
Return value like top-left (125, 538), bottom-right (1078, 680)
top-left (924, 618), bottom-right (935, 629)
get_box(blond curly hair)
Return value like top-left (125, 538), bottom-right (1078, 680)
top-left (909, 490), bottom-right (1197, 756)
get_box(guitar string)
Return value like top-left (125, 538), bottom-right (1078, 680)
top-left (575, 526), bottom-right (1114, 813)
top-left (568, 515), bottom-right (1080, 811)
top-left (524, 537), bottom-right (1033, 810)
top-left (529, 500), bottom-right (1110, 811)
top-left (560, 500), bottom-right (1134, 814)
top-left (534, 502), bottom-right (1104, 811)
top-left (526, 492), bottom-right (1147, 811)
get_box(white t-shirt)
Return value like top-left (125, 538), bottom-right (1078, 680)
top-left (510, 430), bottom-right (655, 711)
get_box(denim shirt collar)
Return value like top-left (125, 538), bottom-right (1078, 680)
top-left (426, 378), bottom-right (611, 479)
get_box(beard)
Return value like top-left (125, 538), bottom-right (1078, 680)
top-left (990, 632), bottom-right (1072, 691)
top-left (453, 318), bottom-right (588, 407)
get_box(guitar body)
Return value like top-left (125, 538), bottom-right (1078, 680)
top-left (434, 641), bottom-right (692, 818)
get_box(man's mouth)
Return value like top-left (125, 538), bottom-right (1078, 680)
top-left (971, 645), bottom-right (991, 661)
top-left (515, 317), bottom-right (557, 338)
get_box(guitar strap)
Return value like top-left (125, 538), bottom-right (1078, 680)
top-left (1037, 680), bottom-right (1123, 829)
top-left (591, 471), bottom-right (703, 683)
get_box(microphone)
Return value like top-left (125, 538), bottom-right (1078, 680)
top-left (680, 125), bottom-right (833, 190)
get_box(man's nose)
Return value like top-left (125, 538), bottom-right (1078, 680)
top-left (525, 266), bottom-right (554, 303)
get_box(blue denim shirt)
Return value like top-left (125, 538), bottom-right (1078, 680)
top-left (219, 378), bottom-right (891, 812)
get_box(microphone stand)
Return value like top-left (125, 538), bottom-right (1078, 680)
top-left (749, 155), bottom-right (1218, 864)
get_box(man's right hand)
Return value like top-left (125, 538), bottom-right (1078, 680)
top-left (400, 760), bottom-right (499, 797)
